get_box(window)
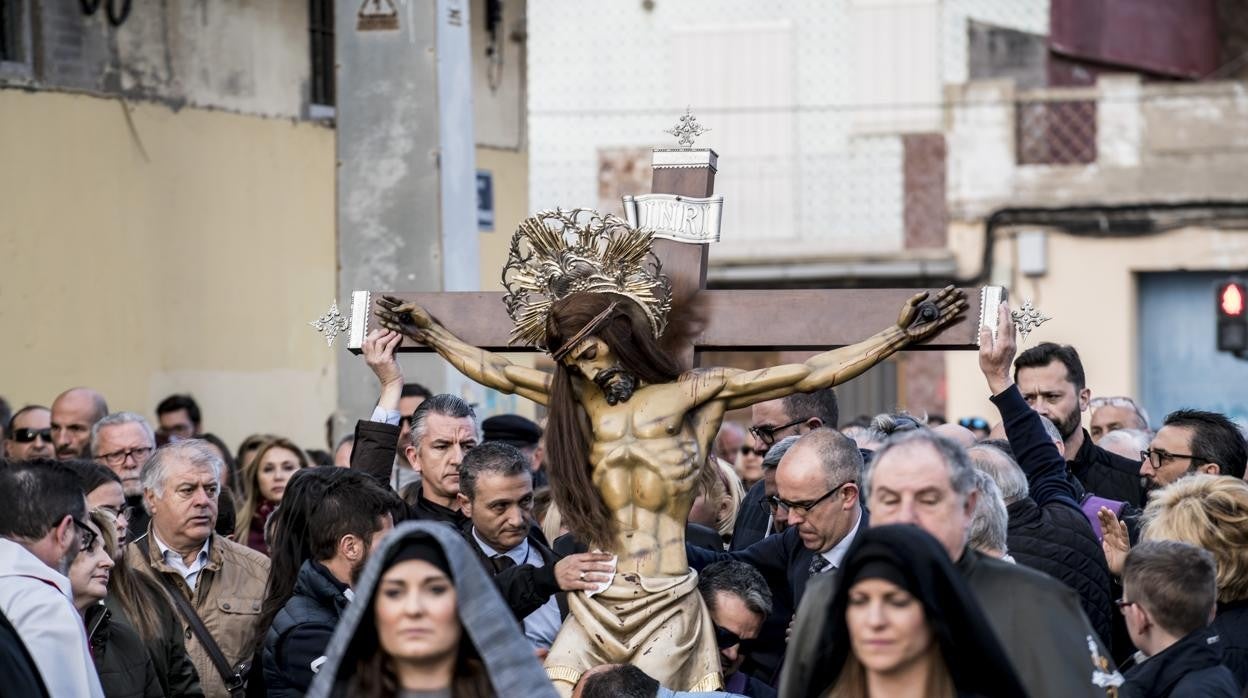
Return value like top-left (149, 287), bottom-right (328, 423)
top-left (1, 0), bottom-right (27, 65)
top-left (309, 0), bottom-right (335, 113)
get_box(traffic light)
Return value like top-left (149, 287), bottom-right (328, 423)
top-left (1217, 279), bottom-right (1248, 355)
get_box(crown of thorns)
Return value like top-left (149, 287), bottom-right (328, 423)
top-left (501, 208), bottom-right (672, 351)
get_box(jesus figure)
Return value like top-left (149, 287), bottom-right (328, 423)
top-left (375, 209), bottom-right (965, 694)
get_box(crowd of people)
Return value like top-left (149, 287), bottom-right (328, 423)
top-left (3, 307), bottom-right (1248, 698)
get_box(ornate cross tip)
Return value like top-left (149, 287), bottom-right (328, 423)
top-left (664, 108), bottom-right (711, 149)
top-left (1010, 300), bottom-right (1051, 343)
top-left (310, 301), bottom-right (350, 347)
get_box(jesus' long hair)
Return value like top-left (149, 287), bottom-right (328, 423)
top-left (544, 292), bottom-right (683, 550)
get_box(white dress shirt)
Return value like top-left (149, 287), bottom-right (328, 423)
top-left (472, 528), bottom-right (563, 648)
top-left (153, 530), bottom-right (212, 591)
top-left (817, 509), bottom-right (862, 573)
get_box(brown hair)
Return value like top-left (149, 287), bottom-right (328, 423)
top-left (544, 293), bottom-right (683, 549)
top-left (343, 587), bottom-right (492, 698)
top-left (94, 509), bottom-right (177, 644)
top-left (234, 436), bottom-right (309, 541)
top-left (825, 643), bottom-right (954, 698)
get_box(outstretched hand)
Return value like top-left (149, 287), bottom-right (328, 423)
top-left (1098, 506), bottom-right (1130, 577)
top-left (376, 295), bottom-right (434, 345)
top-left (897, 285), bottom-right (967, 343)
top-left (978, 301), bottom-right (1017, 395)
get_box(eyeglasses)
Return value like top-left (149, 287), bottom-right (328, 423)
top-left (11, 427), bottom-right (53, 443)
top-left (739, 445), bottom-right (769, 458)
top-left (70, 517), bottom-right (98, 553)
top-left (97, 446), bottom-right (154, 466)
top-left (749, 417), bottom-right (811, 446)
top-left (958, 417), bottom-right (988, 430)
top-left (98, 504), bottom-right (136, 522)
top-left (1140, 448), bottom-right (1206, 469)
top-left (1114, 597), bottom-right (1136, 612)
top-left (766, 480), bottom-right (855, 515)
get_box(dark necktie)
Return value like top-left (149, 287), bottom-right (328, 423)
top-left (491, 554), bottom-right (517, 574)
top-left (808, 554), bottom-right (831, 578)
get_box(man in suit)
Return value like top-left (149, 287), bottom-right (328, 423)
top-left (689, 428), bottom-right (864, 608)
top-left (731, 389), bottom-right (839, 551)
top-left (687, 429), bottom-right (867, 684)
top-left (457, 442), bottom-right (613, 650)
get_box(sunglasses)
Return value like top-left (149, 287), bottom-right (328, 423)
top-left (740, 445), bottom-right (769, 458)
top-left (714, 625), bottom-right (745, 650)
top-left (11, 427), bottom-right (52, 443)
top-left (958, 417), bottom-right (988, 430)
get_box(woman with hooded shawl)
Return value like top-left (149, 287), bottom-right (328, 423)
top-left (821, 525), bottom-right (1027, 698)
top-left (307, 521), bottom-right (557, 698)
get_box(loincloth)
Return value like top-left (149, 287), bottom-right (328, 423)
top-left (545, 569), bottom-right (722, 695)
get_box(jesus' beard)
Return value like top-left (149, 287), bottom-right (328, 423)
top-left (594, 366), bottom-right (638, 405)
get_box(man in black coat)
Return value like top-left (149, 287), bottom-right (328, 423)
top-left (351, 329), bottom-right (479, 527)
top-left (262, 470), bottom-right (397, 697)
top-left (1119, 541), bottom-right (1241, 698)
top-left (454, 442), bottom-right (612, 649)
top-left (969, 375), bottom-right (1114, 650)
top-left (1014, 341), bottom-right (1145, 507)
top-left (0, 606), bottom-right (48, 698)
top-left (729, 436), bottom-right (799, 552)
top-left (687, 429), bottom-right (866, 684)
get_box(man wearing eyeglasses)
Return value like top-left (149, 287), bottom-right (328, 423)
top-left (731, 390), bottom-right (840, 552)
top-left (1141, 409), bottom-right (1247, 494)
top-left (0, 459), bottom-right (106, 697)
top-left (687, 429), bottom-right (866, 688)
top-left (90, 412), bottom-right (157, 537)
top-left (4, 405), bottom-right (54, 461)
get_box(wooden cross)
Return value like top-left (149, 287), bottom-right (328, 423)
top-left (346, 148), bottom-right (982, 363)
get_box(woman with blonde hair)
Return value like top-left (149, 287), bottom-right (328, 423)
top-left (1140, 474), bottom-right (1248, 686)
top-left (236, 436), bottom-right (310, 555)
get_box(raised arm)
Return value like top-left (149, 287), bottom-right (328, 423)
top-left (713, 287), bottom-right (966, 410)
top-left (376, 295), bottom-right (551, 406)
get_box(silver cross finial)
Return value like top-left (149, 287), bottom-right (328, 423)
top-left (664, 108), bottom-right (711, 148)
top-left (310, 301), bottom-right (350, 347)
top-left (1010, 299), bottom-right (1051, 342)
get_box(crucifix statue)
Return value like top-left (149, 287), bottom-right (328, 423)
top-left (349, 118), bottom-right (982, 694)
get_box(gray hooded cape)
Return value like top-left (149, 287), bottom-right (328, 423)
top-left (306, 521), bottom-right (558, 698)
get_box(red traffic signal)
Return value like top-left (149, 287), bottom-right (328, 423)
top-left (1218, 279), bottom-right (1248, 355)
top-left (1221, 282), bottom-right (1245, 317)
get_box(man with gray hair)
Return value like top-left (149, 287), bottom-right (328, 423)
top-left (730, 435), bottom-right (800, 551)
top-left (127, 440), bottom-right (270, 698)
top-left (783, 429), bottom-right (1117, 698)
top-left (697, 561), bottom-right (776, 697)
top-left (968, 470), bottom-right (1011, 561)
top-left (352, 328), bottom-right (480, 526)
top-left (91, 411), bottom-right (157, 537)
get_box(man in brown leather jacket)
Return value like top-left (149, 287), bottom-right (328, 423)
top-left (127, 440), bottom-right (270, 698)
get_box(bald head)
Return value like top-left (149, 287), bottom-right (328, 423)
top-left (51, 387), bottom-right (108, 460)
top-left (932, 423), bottom-right (978, 448)
top-left (780, 428), bottom-right (863, 490)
